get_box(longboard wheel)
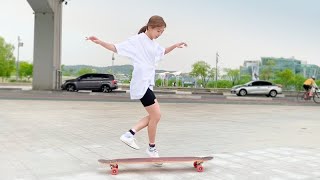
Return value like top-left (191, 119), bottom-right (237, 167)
top-left (111, 168), bottom-right (118, 175)
top-left (193, 161), bottom-right (198, 168)
top-left (197, 165), bottom-right (204, 172)
top-left (110, 164), bottom-right (118, 169)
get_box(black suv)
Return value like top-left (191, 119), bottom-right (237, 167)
top-left (61, 73), bottom-right (118, 93)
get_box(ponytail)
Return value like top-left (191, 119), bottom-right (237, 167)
top-left (138, 16), bottom-right (166, 34)
top-left (138, 25), bottom-right (147, 34)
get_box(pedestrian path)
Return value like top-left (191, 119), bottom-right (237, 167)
top-left (0, 100), bottom-right (319, 179)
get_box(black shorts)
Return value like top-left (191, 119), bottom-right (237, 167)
top-left (303, 84), bottom-right (311, 91)
top-left (140, 88), bottom-right (156, 107)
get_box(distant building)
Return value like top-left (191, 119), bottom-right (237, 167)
top-left (260, 57), bottom-right (302, 74)
top-left (240, 57), bottom-right (320, 80)
top-left (240, 60), bottom-right (260, 81)
top-left (302, 63), bottom-right (320, 79)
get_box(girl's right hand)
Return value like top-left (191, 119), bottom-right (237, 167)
top-left (86, 36), bottom-right (100, 44)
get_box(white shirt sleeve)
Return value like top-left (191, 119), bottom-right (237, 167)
top-left (155, 43), bottom-right (165, 63)
top-left (114, 37), bottom-right (136, 59)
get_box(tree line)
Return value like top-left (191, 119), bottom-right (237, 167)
top-left (184, 60), bottom-right (319, 91)
top-left (0, 36), bottom-right (33, 82)
top-left (1, 36), bottom-right (317, 90)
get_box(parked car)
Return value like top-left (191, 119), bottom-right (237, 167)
top-left (230, 80), bottom-right (282, 97)
top-left (61, 73), bottom-right (118, 93)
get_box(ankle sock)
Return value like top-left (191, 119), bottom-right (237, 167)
top-left (149, 143), bottom-right (155, 148)
top-left (129, 129), bottom-right (136, 136)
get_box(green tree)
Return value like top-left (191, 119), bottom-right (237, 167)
top-left (273, 69), bottom-right (294, 90)
top-left (238, 74), bottom-right (251, 85)
top-left (128, 69), bottom-right (133, 82)
top-left (260, 59), bottom-right (276, 80)
top-left (62, 66), bottom-right (75, 76)
top-left (217, 80), bottom-right (233, 88)
top-left (19, 61), bottom-right (33, 80)
top-left (62, 64), bottom-right (71, 76)
top-left (0, 36), bottom-right (15, 81)
top-left (293, 74), bottom-right (306, 91)
top-left (207, 80), bottom-right (233, 88)
top-left (190, 61), bottom-right (212, 88)
top-left (155, 78), bottom-right (162, 87)
top-left (224, 68), bottom-right (240, 86)
top-left (208, 68), bottom-right (216, 82)
top-left (77, 68), bottom-right (94, 76)
top-left (106, 68), bottom-right (112, 74)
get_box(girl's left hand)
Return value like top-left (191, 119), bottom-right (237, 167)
top-left (175, 42), bottom-right (188, 48)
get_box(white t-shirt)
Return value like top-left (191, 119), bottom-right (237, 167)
top-left (115, 33), bottom-right (165, 99)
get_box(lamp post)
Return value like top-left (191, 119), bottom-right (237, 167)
top-left (111, 53), bottom-right (115, 74)
top-left (215, 52), bottom-right (219, 89)
top-left (16, 36), bottom-right (23, 81)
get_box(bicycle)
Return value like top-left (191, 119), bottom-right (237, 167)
top-left (297, 87), bottom-right (320, 104)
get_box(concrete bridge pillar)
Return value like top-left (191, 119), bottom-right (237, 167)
top-left (27, 0), bottom-right (62, 90)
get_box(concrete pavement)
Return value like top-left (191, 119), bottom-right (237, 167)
top-left (0, 99), bottom-right (320, 179)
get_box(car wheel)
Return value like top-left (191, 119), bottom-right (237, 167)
top-left (66, 84), bottom-right (76, 92)
top-left (269, 90), bottom-right (277, 97)
top-left (239, 89), bottom-right (247, 96)
top-left (101, 85), bottom-right (111, 93)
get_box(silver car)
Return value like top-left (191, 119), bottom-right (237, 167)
top-left (230, 80), bottom-right (282, 97)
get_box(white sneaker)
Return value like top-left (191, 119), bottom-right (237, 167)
top-left (120, 133), bottom-right (140, 150)
top-left (146, 147), bottom-right (162, 166)
top-left (146, 147), bottom-right (160, 158)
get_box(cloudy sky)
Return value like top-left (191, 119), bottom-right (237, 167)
top-left (1, 0), bottom-right (320, 72)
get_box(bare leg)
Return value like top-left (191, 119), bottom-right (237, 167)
top-left (144, 99), bottom-right (161, 144)
top-left (132, 116), bottom-right (150, 132)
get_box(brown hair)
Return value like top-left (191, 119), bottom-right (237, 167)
top-left (138, 15), bottom-right (166, 34)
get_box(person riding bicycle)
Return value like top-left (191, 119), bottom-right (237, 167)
top-left (303, 76), bottom-right (318, 97)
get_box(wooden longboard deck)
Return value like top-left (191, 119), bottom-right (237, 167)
top-left (99, 156), bottom-right (213, 175)
top-left (99, 156), bottom-right (213, 164)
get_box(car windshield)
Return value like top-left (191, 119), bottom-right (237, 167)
top-left (244, 81), bottom-right (254, 86)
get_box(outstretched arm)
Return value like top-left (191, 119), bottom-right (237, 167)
top-left (86, 36), bottom-right (117, 53)
top-left (165, 42), bottom-right (187, 55)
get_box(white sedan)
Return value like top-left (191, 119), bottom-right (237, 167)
top-left (230, 80), bottom-right (282, 97)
